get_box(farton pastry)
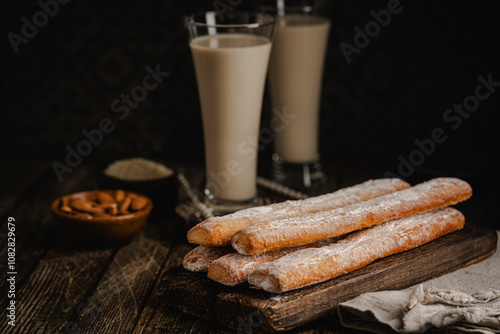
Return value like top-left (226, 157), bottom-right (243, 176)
top-left (232, 177), bottom-right (472, 255)
top-left (248, 207), bottom-right (465, 293)
top-left (187, 178), bottom-right (410, 246)
top-left (207, 237), bottom-right (340, 286)
top-left (183, 245), bottom-right (234, 272)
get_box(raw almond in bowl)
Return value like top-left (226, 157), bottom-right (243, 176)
top-left (51, 190), bottom-right (152, 245)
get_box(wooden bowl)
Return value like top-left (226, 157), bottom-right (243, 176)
top-left (51, 190), bottom-right (153, 245)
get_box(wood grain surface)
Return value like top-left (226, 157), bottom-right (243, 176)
top-left (0, 157), bottom-right (497, 334)
top-left (158, 227), bottom-right (497, 332)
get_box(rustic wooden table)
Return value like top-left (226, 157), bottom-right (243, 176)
top-left (1, 157), bottom-right (496, 334)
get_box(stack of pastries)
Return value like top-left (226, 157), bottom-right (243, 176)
top-left (183, 177), bottom-right (472, 293)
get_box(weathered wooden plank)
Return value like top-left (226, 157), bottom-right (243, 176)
top-left (0, 162), bottom-right (98, 320)
top-left (61, 218), bottom-right (177, 334)
top-left (1, 246), bottom-right (115, 334)
top-left (132, 241), bottom-right (196, 334)
top-left (158, 227), bottom-right (497, 332)
top-left (10, 219), bottom-right (177, 334)
top-left (0, 157), bottom-right (192, 333)
top-left (134, 236), bottom-right (272, 333)
top-left (141, 307), bottom-right (229, 334)
top-left (134, 166), bottom-right (341, 334)
top-left (0, 160), bottom-right (208, 334)
top-left (134, 166), bottom-right (343, 334)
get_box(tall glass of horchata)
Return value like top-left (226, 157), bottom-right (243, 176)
top-left (185, 12), bottom-right (276, 214)
top-left (262, 0), bottom-right (330, 190)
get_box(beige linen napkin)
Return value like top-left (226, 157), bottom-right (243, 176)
top-left (338, 231), bottom-right (500, 334)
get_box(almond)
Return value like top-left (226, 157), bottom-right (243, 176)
top-left (115, 189), bottom-right (125, 202)
top-left (98, 192), bottom-right (115, 204)
top-left (70, 199), bottom-right (105, 214)
top-left (109, 206), bottom-right (118, 216)
top-left (131, 197), bottom-right (148, 211)
top-left (60, 197), bottom-right (73, 213)
top-left (98, 202), bottom-right (117, 210)
top-left (118, 195), bottom-right (132, 215)
top-left (60, 190), bottom-right (148, 217)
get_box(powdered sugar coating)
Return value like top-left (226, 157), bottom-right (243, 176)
top-left (187, 178), bottom-right (410, 246)
top-left (207, 237), bottom-right (339, 286)
top-left (183, 245), bottom-right (234, 272)
top-left (248, 207), bottom-right (465, 293)
top-left (232, 177), bottom-right (472, 255)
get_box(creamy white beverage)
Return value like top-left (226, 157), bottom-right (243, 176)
top-left (190, 34), bottom-right (272, 201)
top-left (268, 15), bottom-right (330, 163)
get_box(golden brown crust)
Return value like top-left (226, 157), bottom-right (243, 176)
top-left (247, 207), bottom-right (465, 293)
top-left (232, 177), bottom-right (472, 255)
top-left (207, 238), bottom-right (339, 286)
top-left (187, 178), bottom-right (410, 246)
top-left (183, 245), bottom-right (234, 272)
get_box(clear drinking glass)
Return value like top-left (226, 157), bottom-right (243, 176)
top-left (262, 0), bottom-right (329, 190)
top-left (185, 12), bottom-right (276, 214)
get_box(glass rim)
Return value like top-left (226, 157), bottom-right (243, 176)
top-left (184, 11), bottom-right (276, 29)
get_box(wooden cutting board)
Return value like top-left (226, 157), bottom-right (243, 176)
top-left (157, 227), bottom-right (497, 333)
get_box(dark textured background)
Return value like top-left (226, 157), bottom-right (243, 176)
top-left (2, 0), bottom-right (499, 179)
